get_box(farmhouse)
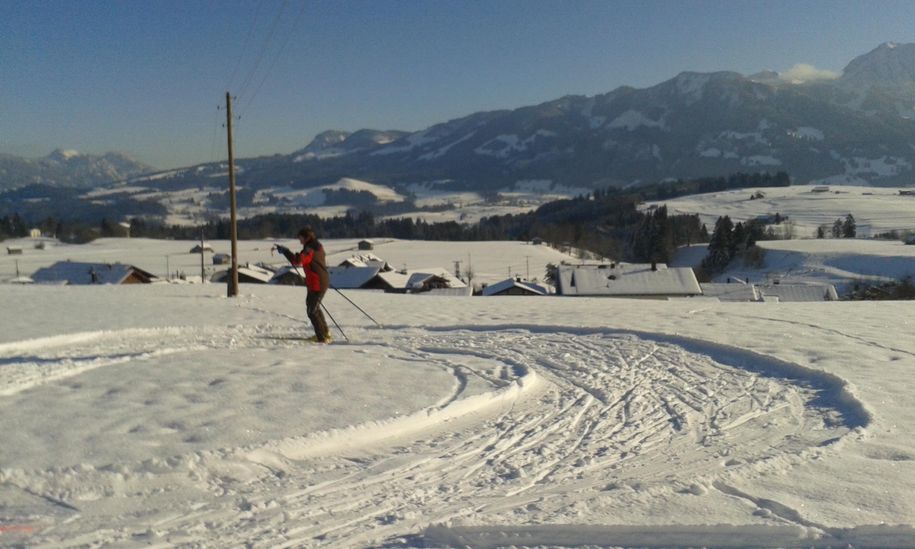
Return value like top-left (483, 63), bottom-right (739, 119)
top-left (211, 264), bottom-right (274, 284)
top-left (337, 253), bottom-right (391, 271)
top-left (365, 268), bottom-right (467, 293)
top-left (189, 242), bottom-right (214, 253)
top-left (327, 266), bottom-right (382, 289)
top-left (699, 282), bottom-right (760, 302)
top-left (32, 261), bottom-right (155, 285)
top-left (482, 278), bottom-right (549, 296)
top-left (358, 239), bottom-right (375, 251)
top-left (556, 263), bottom-right (701, 299)
top-left (756, 283), bottom-right (838, 302)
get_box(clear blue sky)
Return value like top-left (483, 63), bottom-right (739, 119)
top-left (2, 0), bottom-right (913, 169)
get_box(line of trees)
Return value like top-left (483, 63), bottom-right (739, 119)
top-left (700, 215), bottom-right (774, 276)
top-left (816, 214), bottom-right (856, 238)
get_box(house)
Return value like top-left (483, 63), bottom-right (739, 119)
top-left (337, 253), bottom-right (391, 271)
top-left (531, 237), bottom-right (543, 245)
top-left (905, 235), bottom-right (915, 245)
top-left (212, 253), bottom-right (230, 265)
top-left (31, 261), bottom-right (156, 285)
top-left (6, 246), bottom-right (23, 255)
top-left (899, 189), bottom-right (915, 196)
top-left (29, 228), bottom-right (41, 238)
top-left (269, 265), bottom-right (306, 286)
top-left (556, 263), bottom-right (701, 299)
top-left (700, 282), bottom-right (760, 302)
top-left (365, 268), bottom-right (467, 293)
top-left (211, 263), bottom-right (273, 284)
top-left (327, 266), bottom-right (381, 289)
top-left (358, 239), bottom-right (374, 251)
top-left (811, 186), bottom-right (830, 193)
top-left (482, 278), bottom-right (549, 296)
top-left (189, 242), bottom-right (214, 253)
top-left (756, 283), bottom-right (838, 302)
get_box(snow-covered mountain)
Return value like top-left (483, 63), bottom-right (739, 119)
top-left (6, 42), bottom-right (915, 197)
top-left (0, 149), bottom-right (155, 190)
top-left (218, 42), bottom-right (915, 192)
top-left (291, 129), bottom-right (409, 162)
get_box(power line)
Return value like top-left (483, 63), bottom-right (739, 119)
top-left (225, 0), bottom-right (266, 92)
top-left (236, 0), bottom-right (288, 103)
top-left (238, 0), bottom-right (307, 118)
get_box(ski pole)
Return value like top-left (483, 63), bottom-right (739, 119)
top-left (320, 302), bottom-right (348, 341)
top-left (330, 286), bottom-right (381, 327)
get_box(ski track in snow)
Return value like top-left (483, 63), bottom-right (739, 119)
top-left (0, 322), bottom-right (867, 547)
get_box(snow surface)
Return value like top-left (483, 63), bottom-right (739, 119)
top-left (1, 251), bottom-right (914, 546)
top-left (0, 255), bottom-right (915, 547)
top-left (607, 110), bottom-right (667, 131)
top-left (650, 184), bottom-right (915, 237)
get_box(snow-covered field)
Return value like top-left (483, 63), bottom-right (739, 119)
top-left (673, 238), bottom-right (915, 291)
top-left (1, 239), bottom-right (914, 547)
top-left (649, 185), bottom-right (915, 237)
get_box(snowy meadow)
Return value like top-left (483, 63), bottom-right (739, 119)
top-left (0, 239), bottom-right (914, 547)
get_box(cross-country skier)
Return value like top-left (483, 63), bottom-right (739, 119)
top-left (275, 227), bottom-right (331, 343)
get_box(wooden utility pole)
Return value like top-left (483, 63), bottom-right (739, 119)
top-left (199, 229), bottom-right (206, 284)
top-left (226, 92), bottom-right (240, 297)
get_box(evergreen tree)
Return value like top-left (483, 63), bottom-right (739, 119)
top-left (842, 214), bottom-right (857, 238)
top-left (832, 218), bottom-right (843, 238)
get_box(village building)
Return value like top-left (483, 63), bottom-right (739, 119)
top-left (365, 268), bottom-right (467, 294)
top-left (358, 239), bottom-right (375, 251)
top-left (189, 242), bottom-right (214, 253)
top-left (29, 228), bottom-right (41, 238)
top-left (482, 278), bottom-right (549, 296)
top-left (556, 263), bottom-right (701, 299)
top-left (6, 246), bottom-right (23, 255)
top-left (211, 263), bottom-right (273, 284)
top-left (756, 283), bottom-right (838, 302)
top-left (699, 282), bottom-right (760, 302)
top-left (337, 253), bottom-right (392, 271)
top-left (31, 261), bottom-right (156, 285)
top-left (212, 253), bottom-right (231, 265)
top-left (327, 266), bottom-right (382, 289)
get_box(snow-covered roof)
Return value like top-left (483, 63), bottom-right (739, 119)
top-left (424, 286), bottom-right (474, 296)
top-left (482, 278), bottom-right (548, 296)
top-left (32, 261), bottom-right (155, 285)
top-left (329, 266), bottom-right (381, 289)
top-left (237, 264), bottom-right (274, 283)
top-left (700, 283), bottom-right (760, 302)
top-left (189, 243), bottom-right (214, 253)
top-left (338, 253), bottom-right (389, 269)
top-left (757, 283), bottom-right (838, 302)
top-left (557, 264), bottom-right (700, 297)
top-left (375, 267), bottom-right (466, 291)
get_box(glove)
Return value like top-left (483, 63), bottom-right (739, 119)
top-left (275, 245), bottom-right (293, 261)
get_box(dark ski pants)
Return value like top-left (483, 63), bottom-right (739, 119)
top-left (306, 288), bottom-right (330, 341)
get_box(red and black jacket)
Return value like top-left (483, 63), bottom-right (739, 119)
top-left (283, 240), bottom-right (329, 292)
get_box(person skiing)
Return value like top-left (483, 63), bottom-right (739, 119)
top-left (275, 227), bottom-right (331, 343)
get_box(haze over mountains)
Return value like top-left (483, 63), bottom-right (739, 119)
top-left (4, 42), bottom-right (915, 193)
